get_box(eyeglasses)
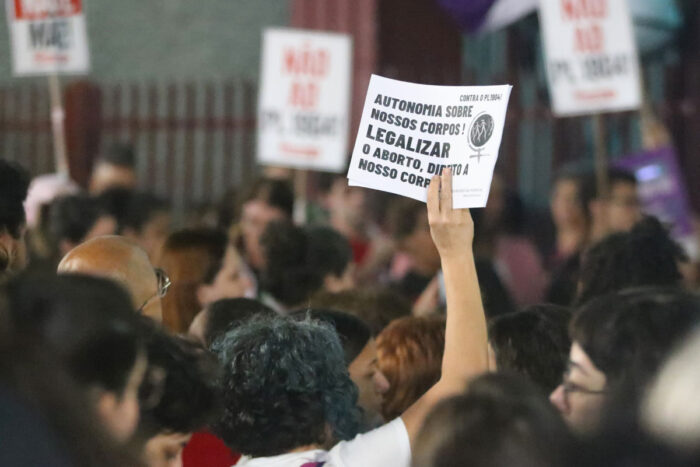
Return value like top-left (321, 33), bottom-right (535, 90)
top-left (561, 379), bottom-right (607, 397)
top-left (137, 268), bottom-right (171, 313)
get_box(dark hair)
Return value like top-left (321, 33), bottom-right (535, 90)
top-left (161, 228), bottom-right (228, 285)
top-left (413, 372), bottom-right (572, 467)
top-left (99, 142), bottom-right (136, 168)
top-left (310, 287), bottom-right (412, 333)
top-left (0, 159), bottom-right (30, 239)
top-left (579, 168), bottom-right (636, 218)
top-left (123, 192), bottom-right (169, 233)
top-left (48, 194), bottom-right (105, 245)
top-left (241, 178), bottom-right (294, 219)
top-left (576, 217), bottom-right (685, 305)
top-left (306, 227), bottom-right (352, 279)
top-left (204, 298), bottom-right (276, 348)
top-left (317, 171), bottom-right (347, 195)
top-left (260, 221), bottom-right (324, 308)
top-left (5, 273), bottom-right (143, 395)
top-left (136, 324), bottom-right (222, 439)
top-left (0, 340), bottom-right (143, 466)
top-left (388, 198), bottom-right (425, 241)
top-left (571, 287), bottom-right (700, 394)
top-left (289, 308), bottom-right (373, 365)
top-left (488, 304), bottom-right (572, 393)
top-left (212, 315), bottom-right (360, 457)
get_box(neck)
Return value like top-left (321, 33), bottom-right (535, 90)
top-left (288, 444), bottom-right (324, 454)
top-left (556, 225), bottom-right (586, 255)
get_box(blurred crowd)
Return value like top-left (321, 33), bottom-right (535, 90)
top-left (1, 141), bottom-right (700, 467)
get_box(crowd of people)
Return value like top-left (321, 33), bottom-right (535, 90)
top-left (1, 141), bottom-right (700, 467)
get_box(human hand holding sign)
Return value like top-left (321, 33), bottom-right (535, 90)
top-left (426, 168), bottom-right (474, 257)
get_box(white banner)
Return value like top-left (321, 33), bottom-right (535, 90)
top-left (6, 0), bottom-right (90, 75)
top-left (539, 0), bottom-right (641, 116)
top-left (347, 75), bottom-right (512, 209)
top-left (257, 28), bottom-right (352, 173)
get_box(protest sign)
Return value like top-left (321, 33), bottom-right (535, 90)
top-left (6, 0), bottom-right (90, 75)
top-left (616, 146), bottom-right (698, 260)
top-left (257, 28), bottom-right (352, 173)
top-left (539, 0), bottom-right (641, 116)
top-left (347, 75), bottom-right (512, 209)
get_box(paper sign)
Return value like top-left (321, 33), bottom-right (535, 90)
top-left (6, 0), bottom-right (90, 75)
top-left (347, 75), bottom-right (512, 209)
top-left (539, 0), bottom-right (641, 116)
top-left (257, 28), bottom-right (352, 173)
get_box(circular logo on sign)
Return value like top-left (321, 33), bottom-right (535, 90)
top-left (468, 113), bottom-right (495, 149)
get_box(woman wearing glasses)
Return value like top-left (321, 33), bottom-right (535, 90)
top-left (550, 288), bottom-right (700, 434)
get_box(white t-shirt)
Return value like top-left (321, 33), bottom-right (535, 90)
top-left (235, 418), bottom-right (411, 467)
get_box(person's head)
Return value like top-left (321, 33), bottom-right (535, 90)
top-left (579, 169), bottom-right (640, 238)
top-left (414, 372), bottom-right (572, 467)
top-left (290, 308), bottom-right (390, 429)
top-left (189, 298), bottom-right (275, 348)
top-left (49, 194), bottom-right (118, 257)
top-left (5, 273), bottom-right (147, 442)
top-left (488, 304), bottom-right (572, 393)
top-left (389, 198), bottom-right (440, 275)
top-left (309, 286), bottom-right (412, 333)
top-left (550, 171), bottom-right (587, 231)
top-left (90, 143), bottom-right (138, 195)
top-left (239, 178), bottom-right (294, 270)
top-left (121, 193), bottom-right (171, 262)
top-left (0, 159), bottom-right (30, 278)
top-left (212, 314), bottom-right (360, 457)
top-left (260, 221), bottom-right (324, 309)
top-left (306, 227), bottom-right (355, 293)
top-left (57, 236), bottom-right (164, 323)
top-left (376, 316), bottom-right (445, 421)
top-left (576, 217), bottom-right (685, 305)
top-left (158, 229), bottom-right (253, 333)
top-left (135, 325), bottom-right (221, 467)
top-left (550, 287), bottom-right (700, 435)
top-left (318, 172), bottom-right (367, 233)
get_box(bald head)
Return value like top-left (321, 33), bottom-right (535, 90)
top-left (58, 235), bottom-right (162, 322)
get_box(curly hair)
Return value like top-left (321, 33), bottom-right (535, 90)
top-left (212, 315), bottom-right (361, 457)
top-left (576, 216), bottom-right (684, 305)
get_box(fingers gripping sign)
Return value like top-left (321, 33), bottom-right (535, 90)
top-left (427, 168), bottom-right (474, 258)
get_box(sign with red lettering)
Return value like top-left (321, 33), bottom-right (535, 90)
top-left (258, 28), bottom-right (352, 172)
top-left (6, 0), bottom-right (90, 75)
top-left (539, 0), bottom-right (641, 116)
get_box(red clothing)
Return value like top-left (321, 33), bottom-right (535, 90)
top-left (182, 431), bottom-right (240, 467)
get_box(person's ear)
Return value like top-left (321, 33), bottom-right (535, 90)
top-left (95, 389), bottom-right (120, 428)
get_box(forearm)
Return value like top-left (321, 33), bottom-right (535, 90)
top-left (439, 249), bottom-right (488, 390)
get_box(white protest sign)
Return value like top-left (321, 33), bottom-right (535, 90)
top-left (6, 0), bottom-right (90, 75)
top-left (257, 28), bottom-right (352, 173)
top-left (539, 0), bottom-right (641, 116)
top-left (347, 75), bottom-right (512, 209)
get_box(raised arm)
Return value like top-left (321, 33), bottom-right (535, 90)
top-left (400, 168), bottom-right (489, 445)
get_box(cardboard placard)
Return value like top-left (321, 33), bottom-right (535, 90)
top-left (6, 0), bottom-right (90, 75)
top-left (539, 0), bottom-right (641, 116)
top-left (257, 28), bottom-right (352, 173)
